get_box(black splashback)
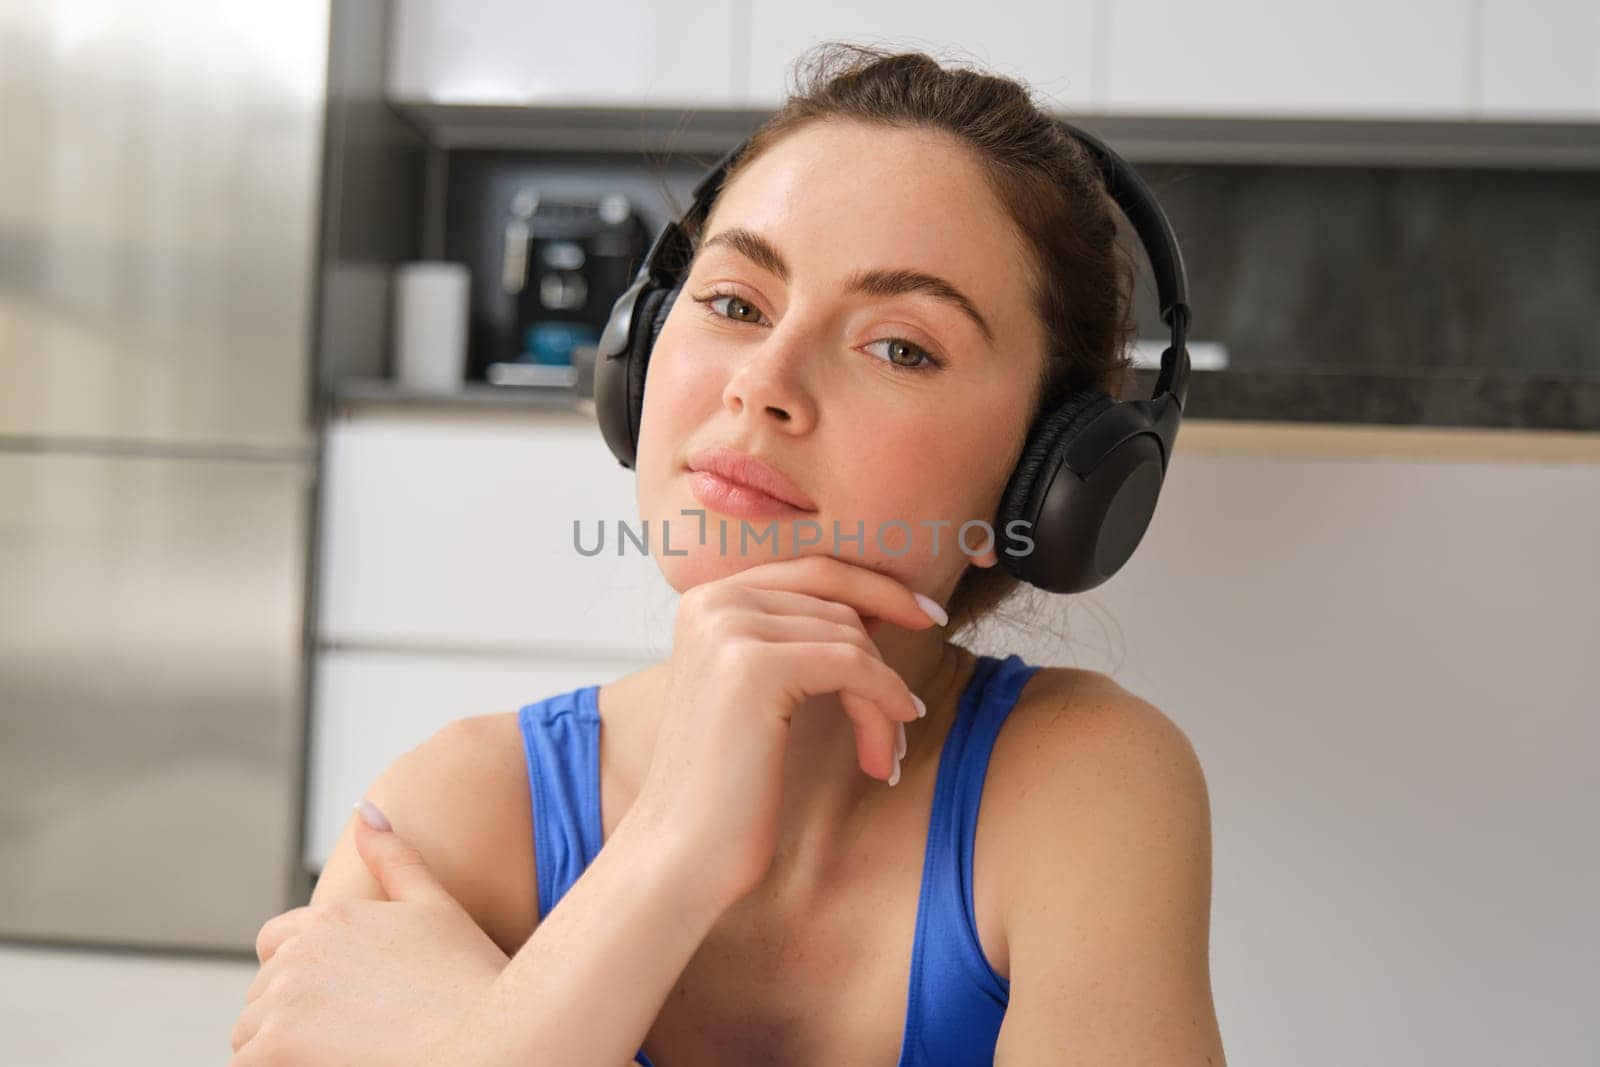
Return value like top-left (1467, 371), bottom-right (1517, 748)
top-left (1130, 163), bottom-right (1599, 382)
top-left (429, 145), bottom-right (1600, 429)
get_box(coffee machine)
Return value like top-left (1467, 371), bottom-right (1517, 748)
top-left (486, 186), bottom-right (652, 389)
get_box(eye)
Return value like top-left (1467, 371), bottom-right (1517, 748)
top-left (695, 291), bottom-right (768, 326)
top-left (691, 287), bottom-right (946, 374)
top-left (864, 338), bottom-right (943, 373)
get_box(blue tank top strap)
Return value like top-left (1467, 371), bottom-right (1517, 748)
top-left (896, 651), bottom-right (1042, 1066)
top-left (518, 685), bottom-right (658, 1067)
top-left (516, 684), bottom-right (606, 921)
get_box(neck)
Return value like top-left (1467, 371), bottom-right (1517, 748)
top-left (757, 626), bottom-right (974, 909)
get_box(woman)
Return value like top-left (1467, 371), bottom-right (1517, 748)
top-left (235, 43), bottom-right (1225, 1066)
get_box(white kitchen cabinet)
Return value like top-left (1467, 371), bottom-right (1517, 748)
top-left (1102, 0), bottom-right (1472, 119)
top-left (1479, 0), bottom-right (1600, 120)
top-left (304, 647), bottom-right (651, 871)
top-left (316, 408), bottom-right (678, 658)
top-left (744, 2), bottom-right (1097, 111)
top-left (386, 0), bottom-right (741, 107)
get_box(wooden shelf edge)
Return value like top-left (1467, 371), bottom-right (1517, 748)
top-left (1178, 419), bottom-right (1600, 462)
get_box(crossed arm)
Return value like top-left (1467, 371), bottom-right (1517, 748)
top-left (293, 694), bottom-right (1223, 1064)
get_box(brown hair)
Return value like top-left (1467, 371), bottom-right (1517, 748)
top-left (672, 42), bottom-right (1138, 639)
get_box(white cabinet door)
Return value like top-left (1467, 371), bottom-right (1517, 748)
top-left (1103, 0), bottom-right (1472, 119)
top-left (305, 648), bottom-right (650, 870)
top-left (1479, 0), bottom-right (1600, 119)
top-left (316, 409), bottom-right (679, 659)
top-left (745, 3), bottom-right (1097, 112)
top-left (387, 0), bottom-right (741, 107)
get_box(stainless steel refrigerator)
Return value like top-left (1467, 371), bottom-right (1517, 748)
top-left (0, 2), bottom-right (330, 951)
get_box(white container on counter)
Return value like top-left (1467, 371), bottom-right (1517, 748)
top-left (392, 261), bottom-right (470, 392)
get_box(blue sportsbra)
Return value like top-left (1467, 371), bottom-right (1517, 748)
top-left (517, 651), bottom-right (1042, 1066)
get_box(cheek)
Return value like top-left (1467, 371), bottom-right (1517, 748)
top-left (636, 331), bottom-right (734, 450)
top-left (630, 341), bottom-right (745, 587)
top-left (854, 406), bottom-right (1007, 510)
top-left (827, 414), bottom-right (1008, 567)
top-left (634, 342), bottom-right (717, 483)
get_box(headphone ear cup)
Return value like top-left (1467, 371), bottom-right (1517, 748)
top-left (623, 285), bottom-right (679, 462)
top-left (999, 386), bottom-right (1169, 594)
top-left (997, 388), bottom-right (1117, 587)
top-left (646, 286), bottom-right (678, 347)
top-left (1000, 389), bottom-right (1114, 545)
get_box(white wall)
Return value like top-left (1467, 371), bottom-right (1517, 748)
top-left (966, 434), bottom-right (1600, 1066)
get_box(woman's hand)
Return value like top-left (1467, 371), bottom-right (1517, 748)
top-left (627, 552), bottom-right (945, 905)
top-left (229, 803), bottom-right (510, 1066)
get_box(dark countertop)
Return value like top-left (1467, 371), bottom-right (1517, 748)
top-left (326, 378), bottom-right (590, 414)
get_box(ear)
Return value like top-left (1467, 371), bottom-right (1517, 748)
top-left (967, 530), bottom-right (1000, 568)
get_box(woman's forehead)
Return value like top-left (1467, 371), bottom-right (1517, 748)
top-left (714, 122), bottom-right (1008, 233)
top-left (697, 128), bottom-right (1032, 312)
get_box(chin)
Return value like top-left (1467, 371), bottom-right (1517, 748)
top-left (651, 544), bottom-right (769, 594)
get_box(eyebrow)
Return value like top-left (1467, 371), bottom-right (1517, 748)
top-left (697, 226), bottom-right (996, 346)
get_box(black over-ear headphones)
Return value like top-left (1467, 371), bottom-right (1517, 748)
top-left (593, 120), bottom-right (1191, 595)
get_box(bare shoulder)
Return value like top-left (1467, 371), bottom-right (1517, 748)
top-left (312, 711), bottom-right (539, 957)
top-left (985, 664), bottom-right (1211, 898)
top-left (984, 668), bottom-right (1224, 1061)
top-left (999, 664), bottom-right (1203, 778)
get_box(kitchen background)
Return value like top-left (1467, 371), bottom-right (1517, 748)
top-left (1, 0), bottom-right (1596, 1063)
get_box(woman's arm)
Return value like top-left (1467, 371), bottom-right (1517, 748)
top-left (439, 799), bottom-right (731, 1066)
top-left (309, 714), bottom-right (539, 957)
top-left (305, 712), bottom-right (735, 1066)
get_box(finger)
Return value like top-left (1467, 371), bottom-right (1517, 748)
top-left (738, 610), bottom-right (873, 653)
top-left (733, 586), bottom-right (898, 651)
top-left (242, 952), bottom-right (281, 1006)
top-left (739, 586), bottom-right (870, 630)
top-left (740, 613), bottom-right (913, 777)
top-left (254, 906), bottom-right (311, 964)
top-left (774, 641), bottom-right (921, 775)
top-left (727, 554), bottom-right (947, 633)
top-left (230, 992), bottom-right (267, 1054)
top-left (352, 811), bottom-right (455, 907)
top-left (737, 613), bottom-right (921, 723)
top-left (840, 691), bottom-right (900, 781)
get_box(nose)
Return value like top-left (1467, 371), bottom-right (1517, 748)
top-left (720, 332), bottom-right (818, 433)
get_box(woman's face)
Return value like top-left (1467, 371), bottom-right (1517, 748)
top-left (634, 119), bottom-right (1048, 601)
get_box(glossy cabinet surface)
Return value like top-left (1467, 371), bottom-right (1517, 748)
top-left (385, 0), bottom-right (1600, 121)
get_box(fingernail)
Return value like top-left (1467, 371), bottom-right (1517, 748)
top-left (888, 755), bottom-right (901, 787)
top-left (354, 798), bottom-right (391, 832)
top-left (913, 593), bottom-right (948, 627)
top-left (911, 693), bottom-right (926, 719)
top-left (895, 722), bottom-right (907, 761)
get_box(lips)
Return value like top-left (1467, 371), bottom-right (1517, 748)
top-left (686, 444), bottom-right (817, 512)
